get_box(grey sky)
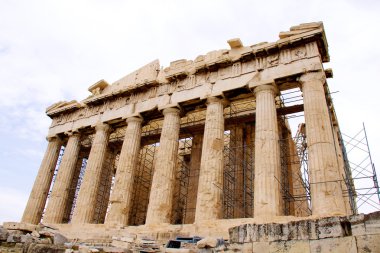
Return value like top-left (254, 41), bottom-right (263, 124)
top-left (1, 0), bottom-right (379, 223)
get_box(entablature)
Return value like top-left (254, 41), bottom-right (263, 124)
top-left (46, 22), bottom-right (329, 138)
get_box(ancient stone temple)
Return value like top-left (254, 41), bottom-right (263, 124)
top-left (4, 22), bottom-right (379, 252)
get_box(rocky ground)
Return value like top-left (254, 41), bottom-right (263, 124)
top-left (0, 223), bottom-right (224, 253)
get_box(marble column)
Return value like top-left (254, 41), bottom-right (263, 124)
top-left (195, 97), bottom-right (226, 222)
top-left (253, 84), bottom-right (282, 217)
top-left (105, 117), bottom-right (143, 226)
top-left (231, 126), bottom-right (244, 218)
top-left (300, 72), bottom-right (345, 216)
top-left (22, 136), bottom-right (62, 224)
top-left (44, 132), bottom-right (81, 223)
top-left (71, 123), bottom-right (111, 224)
top-left (145, 107), bottom-right (181, 225)
top-left (184, 132), bottom-right (203, 224)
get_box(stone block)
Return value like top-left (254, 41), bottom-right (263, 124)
top-left (269, 240), bottom-right (310, 253)
top-left (7, 233), bottom-right (22, 243)
top-left (111, 240), bottom-right (132, 249)
top-left (310, 237), bottom-right (357, 253)
top-left (32, 230), bottom-right (40, 238)
top-left (26, 243), bottom-right (66, 253)
top-left (288, 222), bottom-right (299, 240)
top-left (356, 234), bottom-right (380, 253)
top-left (3, 222), bottom-right (37, 232)
top-left (53, 233), bottom-right (68, 245)
top-left (0, 227), bottom-right (9, 241)
top-left (197, 237), bottom-right (218, 248)
top-left (244, 224), bottom-right (255, 243)
top-left (78, 245), bottom-right (91, 253)
top-left (297, 220), bottom-right (310, 240)
top-left (225, 243), bottom-right (252, 252)
top-left (228, 226), bottom-right (239, 243)
top-left (268, 223), bottom-right (281, 242)
top-left (20, 234), bottom-right (34, 243)
top-left (252, 242), bottom-right (270, 253)
top-left (0, 246), bottom-right (23, 253)
top-left (348, 214), bottom-right (365, 236)
top-left (280, 223), bottom-right (298, 241)
top-left (157, 232), bottom-right (171, 242)
top-left (238, 224), bottom-right (247, 243)
top-left (258, 224), bottom-right (269, 242)
top-left (251, 224), bottom-right (260, 242)
top-left (120, 236), bottom-right (134, 243)
top-left (317, 217), bottom-right (344, 239)
top-left (364, 211), bottom-right (380, 235)
top-left (309, 220), bottom-right (319, 240)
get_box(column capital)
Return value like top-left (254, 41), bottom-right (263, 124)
top-left (253, 83), bottom-right (279, 96)
top-left (126, 116), bottom-right (143, 124)
top-left (95, 122), bottom-right (112, 133)
top-left (162, 107), bottom-right (181, 116)
top-left (46, 135), bottom-right (62, 142)
top-left (298, 71), bottom-right (326, 84)
top-left (206, 96), bottom-right (229, 107)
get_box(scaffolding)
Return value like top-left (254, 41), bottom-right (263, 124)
top-left (278, 124), bottom-right (312, 217)
top-left (172, 137), bottom-right (192, 224)
top-left (223, 99), bottom-right (255, 219)
top-left (129, 142), bottom-right (158, 225)
top-left (342, 124), bottom-right (380, 213)
top-left (278, 86), bottom-right (380, 216)
top-left (92, 148), bottom-right (117, 223)
top-left (67, 156), bottom-right (88, 222)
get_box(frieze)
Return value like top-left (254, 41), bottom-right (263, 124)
top-left (291, 45), bottom-right (307, 61)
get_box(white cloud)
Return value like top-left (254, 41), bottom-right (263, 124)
top-left (0, 188), bottom-right (28, 225)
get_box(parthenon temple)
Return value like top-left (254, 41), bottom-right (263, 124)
top-left (18, 22), bottom-right (364, 242)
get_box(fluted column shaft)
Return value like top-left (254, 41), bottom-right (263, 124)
top-left (146, 108), bottom-right (180, 225)
top-left (195, 97), bottom-right (226, 222)
top-left (105, 117), bottom-right (143, 226)
top-left (71, 123), bottom-right (111, 224)
top-left (44, 133), bottom-right (81, 223)
top-left (22, 137), bottom-right (62, 224)
top-left (184, 133), bottom-right (203, 224)
top-left (253, 84), bottom-right (281, 217)
top-left (300, 72), bottom-right (345, 216)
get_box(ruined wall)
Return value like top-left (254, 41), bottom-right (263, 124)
top-left (227, 212), bottom-right (380, 253)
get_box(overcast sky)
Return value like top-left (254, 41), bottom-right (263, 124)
top-left (1, 0), bottom-right (380, 224)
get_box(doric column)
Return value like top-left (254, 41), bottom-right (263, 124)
top-left (253, 84), bottom-right (282, 217)
top-left (105, 117), bottom-right (143, 226)
top-left (44, 132), bottom-right (81, 223)
top-left (71, 123), bottom-right (111, 224)
top-left (184, 132), bottom-right (203, 224)
top-left (231, 126), bottom-right (244, 218)
top-left (300, 72), bottom-right (345, 216)
top-left (22, 136), bottom-right (62, 224)
top-left (195, 97), bottom-right (226, 222)
top-left (145, 107), bottom-right (181, 225)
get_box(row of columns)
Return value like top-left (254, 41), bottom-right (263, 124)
top-left (22, 71), bottom-right (346, 226)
